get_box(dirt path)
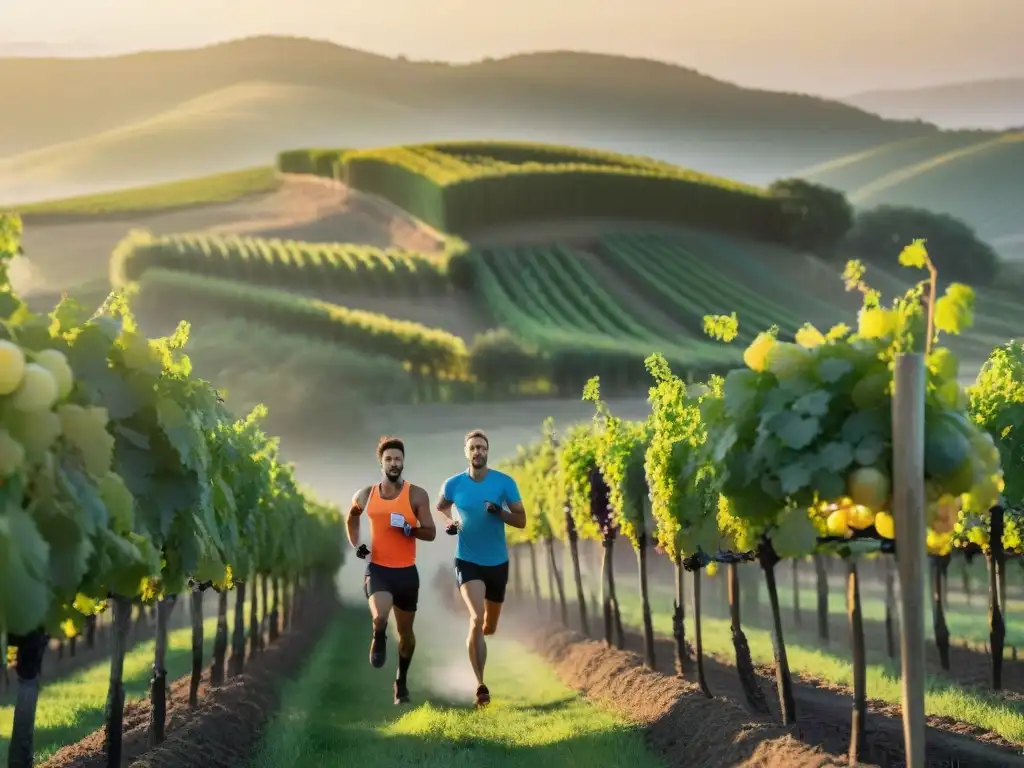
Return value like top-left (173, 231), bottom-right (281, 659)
top-left (15, 174), bottom-right (448, 300)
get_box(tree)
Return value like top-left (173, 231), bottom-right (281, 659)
top-left (770, 178), bottom-right (853, 254)
top-left (843, 205), bottom-right (999, 285)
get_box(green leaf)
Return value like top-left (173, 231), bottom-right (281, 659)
top-left (774, 414), bottom-right (821, 450)
top-left (854, 434), bottom-right (886, 467)
top-left (772, 508), bottom-right (818, 558)
top-left (819, 442), bottom-right (854, 472)
top-left (817, 358), bottom-right (853, 383)
top-left (777, 462), bottom-right (812, 495)
top-left (811, 469), bottom-right (847, 501)
top-left (793, 390), bottom-right (831, 417)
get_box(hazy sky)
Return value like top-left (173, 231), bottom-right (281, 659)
top-left (2, 0), bottom-right (1022, 95)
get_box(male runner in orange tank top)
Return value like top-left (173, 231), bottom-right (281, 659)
top-left (346, 436), bottom-right (435, 704)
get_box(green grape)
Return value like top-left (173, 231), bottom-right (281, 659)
top-left (0, 429), bottom-right (25, 476)
top-left (0, 339), bottom-right (26, 395)
top-left (34, 349), bottom-right (74, 400)
top-left (7, 410), bottom-right (63, 463)
top-left (99, 472), bottom-right (135, 534)
top-left (10, 363), bottom-right (59, 412)
top-left (58, 403), bottom-right (115, 477)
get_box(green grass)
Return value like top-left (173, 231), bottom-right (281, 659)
top-left (251, 609), bottom-right (664, 768)
top-left (0, 607), bottom-right (234, 763)
top-left (6, 166), bottom-right (279, 218)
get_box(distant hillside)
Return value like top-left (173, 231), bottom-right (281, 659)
top-left (0, 35), bottom-right (938, 199)
top-left (844, 78), bottom-right (1024, 130)
top-left (798, 131), bottom-right (1024, 251)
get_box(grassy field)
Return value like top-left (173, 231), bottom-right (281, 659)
top-left (5, 166), bottom-right (280, 218)
top-left (251, 608), bottom-right (663, 768)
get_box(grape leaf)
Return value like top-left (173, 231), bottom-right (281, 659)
top-left (817, 358), bottom-right (853, 383)
top-left (818, 442), bottom-right (854, 472)
top-left (793, 390), bottom-right (831, 417)
top-left (777, 461), bottom-right (812, 494)
top-left (811, 468), bottom-right (847, 501)
top-left (854, 435), bottom-right (886, 466)
top-left (772, 508), bottom-right (818, 558)
top-left (774, 413), bottom-right (821, 450)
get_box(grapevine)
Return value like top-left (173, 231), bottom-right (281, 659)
top-left (699, 240), bottom-right (1000, 559)
top-left (0, 213), bottom-right (344, 766)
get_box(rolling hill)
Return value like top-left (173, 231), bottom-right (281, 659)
top-left (0, 35), bottom-right (938, 200)
top-left (844, 78), bottom-right (1024, 131)
top-left (88, 142), bottom-right (1019, 402)
top-left (797, 131), bottom-right (1024, 253)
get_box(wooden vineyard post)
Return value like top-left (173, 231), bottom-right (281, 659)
top-left (891, 352), bottom-right (927, 767)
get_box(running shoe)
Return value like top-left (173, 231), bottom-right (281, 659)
top-left (474, 684), bottom-right (491, 708)
top-left (394, 680), bottom-right (410, 705)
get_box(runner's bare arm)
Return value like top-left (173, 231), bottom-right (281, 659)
top-left (410, 485), bottom-right (436, 541)
top-left (436, 486), bottom-right (454, 524)
top-left (346, 486), bottom-right (370, 548)
top-left (501, 500), bottom-right (527, 529)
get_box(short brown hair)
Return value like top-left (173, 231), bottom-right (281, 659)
top-left (376, 436), bottom-right (405, 460)
top-left (464, 429), bottom-right (488, 447)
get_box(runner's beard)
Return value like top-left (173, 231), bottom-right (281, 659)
top-left (471, 456), bottom-right (486, 469)
top-left (385, 468), bottom-right (403, 482)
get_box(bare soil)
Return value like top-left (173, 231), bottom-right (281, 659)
top-left (39, 585), bottom-right (337, 768)
top-left (514, 603), bottom-right (1024, 768)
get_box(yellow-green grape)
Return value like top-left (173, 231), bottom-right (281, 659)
top-left (9, 410), bottom-right (63, 463)
top-left (10, 363), bottom-right (58, 412)
top-left (874, 512), bottom-right (895, 539)
top-left (58, 404), bottom-right (115, 476)
top-left (846, 467), bottom-right (890, 511)
top-left (34, 349), bottom-right (74, 400)
top-left (826, 508), bottom-right (852, 537)
top-left (848, 505), bottom-right (875, 530)
top-left (0, 429), bottom-right (25, 476)
top-left (0, 339), bottom-right (26, 395)
top-left (99, 471), bottom-right (135, 533)
top-left (743, 332), bottom-right (775, 372)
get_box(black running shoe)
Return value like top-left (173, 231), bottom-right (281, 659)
top-left (474, 684), bottom-right (491, 708)
top-left (394, 680), bottom-right (410, 705)
top-left (369, 631), bottom-right (387, 668)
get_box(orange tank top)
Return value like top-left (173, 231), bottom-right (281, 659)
top-left (366, 482), bottom-right (417, 568)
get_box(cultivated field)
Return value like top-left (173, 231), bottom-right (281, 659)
top-left (5, 131), bottom-right (1024, 767)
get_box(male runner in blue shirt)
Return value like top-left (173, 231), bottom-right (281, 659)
top-left (437, 429), bottom-right (526, 707)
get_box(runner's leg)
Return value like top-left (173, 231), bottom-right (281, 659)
top-left (391, 566), bottom-right (419, 704)
top-left (482, 601), bottom-right (503, 635)
top-left (393, 607), bottom-right (416, 702)
top-left (482, 561), bottom-right (509, 636)
top-left (459, 580), bottom-right (488, 689)
top-left (368, 590), bottom-right (393, 668)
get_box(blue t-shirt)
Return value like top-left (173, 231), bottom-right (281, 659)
top-left (442, 469), bottom-right (522, 566)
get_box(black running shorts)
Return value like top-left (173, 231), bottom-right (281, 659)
top-left (454, 558), bottom-right (509, 604)
top-left (364, 563), bottom-right (420, 612)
